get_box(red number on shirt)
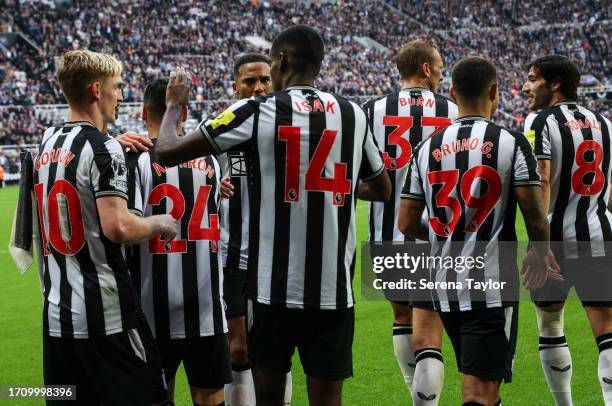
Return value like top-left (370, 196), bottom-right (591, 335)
top-left (427, 165), bottom-right (502, 237)
top-left (34, 180), bottom-right (86, 256)
top-left (148, 184), bottom-right (219, 254)
top-left (381, 116), bottom-right (413, 170)
top-left (421, 116), bottom-right (452, 137)
top-left (571, 140), bottom-right (605, 196)
top-left (381, 116), bottom-right (452, 170)
top-left (278, 126), bottom-right (352, 206)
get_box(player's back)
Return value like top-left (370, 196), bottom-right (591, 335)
top-left (364, 88), bottom-right (458, 241)
top-left (128, 144), bottom-right (226, 339)
top-left (403, 116), bottom-right (540, 311)
top-left (200, 85), bottom-right (384, 310)
top-left (525, 102), bottom-right (612, 258)
top-left (33, 121), bottom-right (137, 338)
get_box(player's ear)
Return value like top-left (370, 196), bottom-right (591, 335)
top-left (550, 80), bottom-right (561, 93)
top-left (421, 62), bottom-right (431, 78)
top-left (449, 85), bottom-right (457, 102)
top-left (489, 82), bottom-right (498, 102)
top-left (232, 81), bottom-right (238, 97)
top-left (89, 81), bottom-right (101, 101)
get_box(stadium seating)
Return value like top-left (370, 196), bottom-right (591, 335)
top-left (0, 0), bottom-right (610, 145)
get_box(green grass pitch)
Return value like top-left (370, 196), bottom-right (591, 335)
top-left (0, 185), bottom-right (603, 404)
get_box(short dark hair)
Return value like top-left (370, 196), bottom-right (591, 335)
top-left (396, 39), bottom-right (439, 79)
top-left (143, 77), bottom-right (169, 122)
top-left (527, 55), bottom-right (580, 100)
top-left (452, 57), bottom-right (497, 99)
top-left (233, 53), bottom-right (271, 79)
top-left (271, 25), bottom-right (324, 72)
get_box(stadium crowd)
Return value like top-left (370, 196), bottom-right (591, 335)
top-left (0, 0), bottom-right (610, 144)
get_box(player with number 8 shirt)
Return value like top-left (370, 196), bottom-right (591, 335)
top-left (155, 25), bottom-right (391, 406)
top-left (523, 55), bottom-right (612, 406)
top-left (362, 39), bottom-right (458, 405)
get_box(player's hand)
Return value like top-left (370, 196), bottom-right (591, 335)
top-left (156, 214), bottom-right (178, 244)
top-left (166, 67), bottom-right (192, 107)
top-left (521, 248), bottom-right (563, 289)
top-left (220, 176), bottom-right (234, 199)
top-left (115, 132), bottom-right (153, 152)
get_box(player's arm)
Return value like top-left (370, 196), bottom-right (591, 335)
top-left (156, 68), bottom-right (216, 166)
top-left (398, 198), bottom-right (428, 240)
top-left (356, 171), bottom-right (391, 201)
top-left (357, 122), bottom-right (391, 202)
top-left (513, 132), bottom-right (561, 288)
top-left (97, 196), bottom-right (176, 245)
top-left (537, 159), bottom-right (551, 214)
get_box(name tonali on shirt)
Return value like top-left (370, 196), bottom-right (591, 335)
top-left (199, 86), bottom-right (385, 310)
top-left (33, 122), bottom-right (137, 338)
top-left (363, 88), bottom-right (458, 242)
top-left (525, 102), bottom-right (612, 259)
top-left (402, 116), bottom-right (540, 312)
top-left (127, 145), bottom-right (227, 339)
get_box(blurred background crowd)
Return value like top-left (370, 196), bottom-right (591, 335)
top-left (0, 0), bottom-right (610, 175)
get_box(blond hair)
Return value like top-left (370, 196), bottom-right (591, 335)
top-left (57, 50), bottom-right (122, 104)
top-left (396, 39), bottom-right (439, 80)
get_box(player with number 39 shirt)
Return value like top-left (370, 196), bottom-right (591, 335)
top-left (400, 56), bottom-right (560, 406)
top-left (523, 55), bottom-right (612, 406)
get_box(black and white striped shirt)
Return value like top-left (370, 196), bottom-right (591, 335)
top-left (363, 88), bottom-right (458, 242)
top-left (33, 122), bottom-right (137, 338)
top-left (127, 145), bottom-right (227, 339)
top-left (525, 103), bottom-right (612, 259)
top-left (199, 86), bottom-right (385, 309)
top-left (218, 152), bottom-right (249, 270)
top-left (402, 116), bottom-right (540, 311)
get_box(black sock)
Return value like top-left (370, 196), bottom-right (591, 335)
top-left (231, 362), bottom-right (250, 372)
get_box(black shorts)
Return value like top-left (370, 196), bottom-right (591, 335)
top-left (439, 305), bottom-right (518, 383)
top-left (156, 334), bottom-right (232, 388)
top-left (247, 300), bottom-right (354, 381)
top-left (530, 256), bottom-right (612, 307)
top-left (224, 266), bottom-right (247, 318)
top-left (43, 312), bottom-right (167, 406)
top-left (372, 242), bottom-right (435, 309)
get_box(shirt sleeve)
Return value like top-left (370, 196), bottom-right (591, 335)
top-left (91, 138), bottom-right (129, 200)
top-left (513, 131), bottom-right (541, 186)
top-left (199, 98), bottom-right (259, 154)
top-left (524, 112), bottom-right (551, 160)
top-left (126, 152), bottom-right (144, 216)
top-left (358, 125), bottom-right (385, 181)
top-left (400, 152), bottom-right (425, 200)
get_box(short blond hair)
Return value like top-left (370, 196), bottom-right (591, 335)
top-left (57, 50), bottom-right (122, 104)
top-left (396, 39), bottom-right (439, 80)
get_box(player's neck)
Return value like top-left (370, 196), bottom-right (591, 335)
top-left (401, 78), bottom-right (430, 91)
top-left (548, 93), bottom-right (574, 107)
top-left (68, 107), bottom-right (106, 133)
top-left (457, 103), bottom-right (491, 120)
top-left (146, 123), bottom-right (160, 140)
top-left (282, 73), bottom-right (316, 90)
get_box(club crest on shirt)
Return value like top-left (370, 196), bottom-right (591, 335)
top-left (524, 130), bottom-right (536, 150)
top-left (210, 110), bottom-right (236, 130)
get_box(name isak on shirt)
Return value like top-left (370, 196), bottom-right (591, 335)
top-left (293, 98), bottom-right (336, 114)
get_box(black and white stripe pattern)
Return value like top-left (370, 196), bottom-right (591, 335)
top-left (525, 102), bottom-right (612, 259)
top-left (218, 152), bottom-right (249, 270)
top-left (200, 86), bottom-right (385, 309)
top-left (33, 122), bottom-right (137, 338)
top-left (363, 88), bottom-right (458, 242)
top-left (402, 117), bottom-right (540, 312)
top-left (128, 146), bottom-right (227, 338)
